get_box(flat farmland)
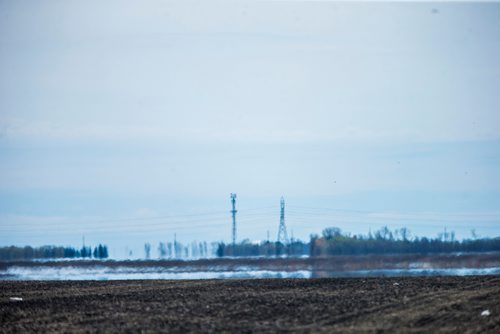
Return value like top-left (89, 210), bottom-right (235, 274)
top-left (1, 276), bottom-right (499, 333)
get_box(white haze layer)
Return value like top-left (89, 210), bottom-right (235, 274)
top-left (2, 266), bottom-right (500, 280)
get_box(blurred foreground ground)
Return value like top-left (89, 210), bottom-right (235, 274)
top-left (1, 276), bottom-right (499, 333)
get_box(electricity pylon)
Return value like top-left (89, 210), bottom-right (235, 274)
top-left (277, 197), bottom-right (289, 244)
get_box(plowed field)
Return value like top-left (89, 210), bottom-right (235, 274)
top-left (1, 276), bottom-right (499, 333)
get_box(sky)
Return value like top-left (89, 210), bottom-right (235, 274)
top-left (0, 0), bottom-right (499, 258)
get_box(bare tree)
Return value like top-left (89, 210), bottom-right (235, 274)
top-left (158, 242), bottom-right (167, 259)
top-left (144, 243), bottom-right (151, 259)
top-left (399, 227), bottom-right (411, 241)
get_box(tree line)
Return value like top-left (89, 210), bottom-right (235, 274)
top-left (310, 227), bottom-right (500, 256)
top-left (0, 244), bottom-right (109, 261)
top-left (216, 239), bottom-right (308, 257)
top-left (145, 241), bottom-right (212, 259)
top-left (216, 226), bottom-right (500, 257)
top-left (3, 226), bottom-right (499, 260)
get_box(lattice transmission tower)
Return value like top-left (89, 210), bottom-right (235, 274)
top-left (277, 197), bottom-right (289, 244)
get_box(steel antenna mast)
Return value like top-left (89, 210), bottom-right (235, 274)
top-left (230, 193), bottom-right (237, 246)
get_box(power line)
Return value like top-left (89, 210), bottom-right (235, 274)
top-left (289, 205), bottom-right (500, 219)
top-left (286, 209), bottom-right (500, 223)
top-left (1, 200), bottom-right (499, 240)
top-left (0, 206), bottom-right (277, 229)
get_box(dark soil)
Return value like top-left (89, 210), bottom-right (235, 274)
top-left (1, 276), bottom-right (499, 333)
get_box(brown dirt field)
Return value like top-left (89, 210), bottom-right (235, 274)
top-left (1, 276), bottom-right (499, 333)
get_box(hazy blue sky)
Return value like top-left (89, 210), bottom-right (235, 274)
top-left (1, 1), bottom-right (499, 257)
